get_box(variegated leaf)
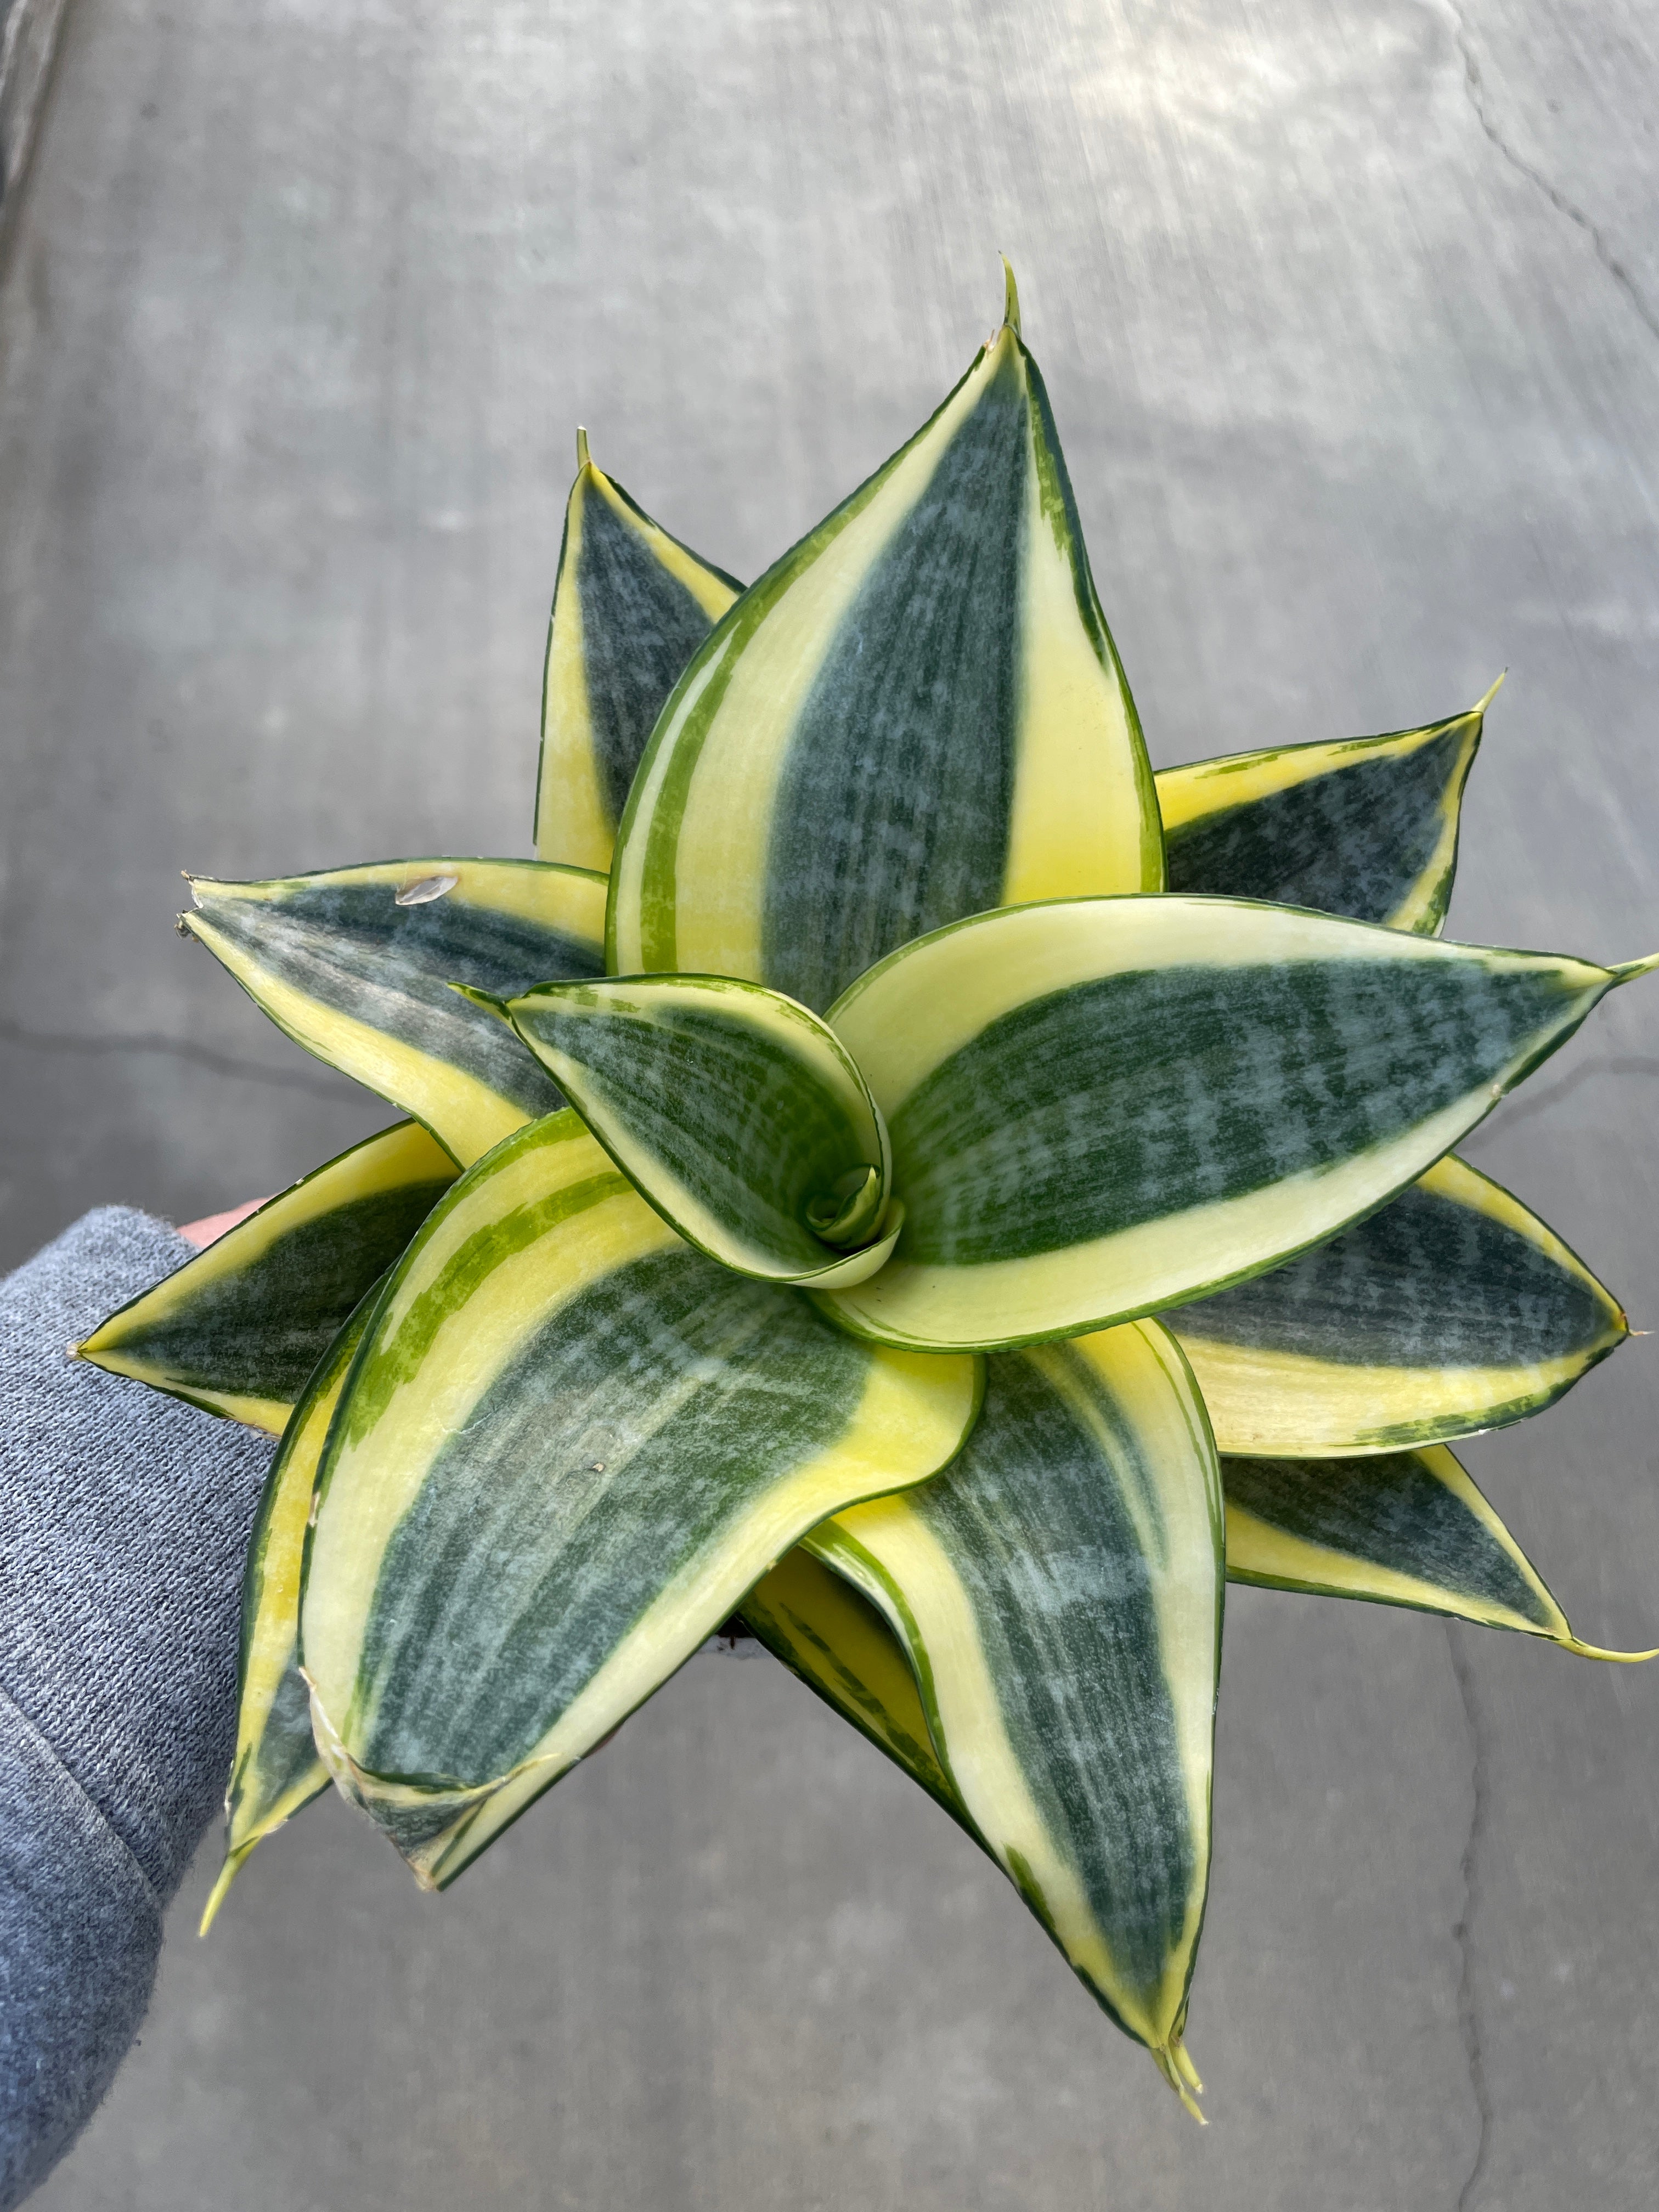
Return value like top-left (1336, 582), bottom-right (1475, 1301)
top-left (300, 1110), bottom-right (980, 1889)
top-left (200, 1294), bottom-right (381, 1932)
top-left (536, 431), bottom-right (741, 872)
top-left (1165, 1154), bottom-right (1625, 1455)
top-left (75, 1120), bottom-right (455, 1432)
top-left (805, 1320), bottom-right (1221, 2113)
top-left (182, 859), bottom-right (606, 1165)
top-left (1224, 1446), bottom-right (1656, 1660)
top-left (817, 895), bottom-right (1647, 1352)
top-left (609, 275), bottom-right (1163, 1012)
top-left (1156, 686), bottom-right (1494, 932)
top-left (740, 1549), bottom-right (967, 1827)
top-left (503, 973), bottom-right (896, 1285)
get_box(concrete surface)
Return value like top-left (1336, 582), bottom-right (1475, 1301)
top-left (0, 1), bottom-right (70, 212)
top-left (3, 0), bottom-right (1659, 2204)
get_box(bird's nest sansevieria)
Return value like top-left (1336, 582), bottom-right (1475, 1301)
top-left (77, 268), bottom-right (1657, 2118)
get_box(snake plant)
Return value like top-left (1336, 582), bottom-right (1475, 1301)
top-left (78, 269), bottom-right (1656, 2119)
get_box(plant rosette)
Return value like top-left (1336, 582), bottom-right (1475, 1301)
top-left (78, 266), bottom-right (1657, 2120)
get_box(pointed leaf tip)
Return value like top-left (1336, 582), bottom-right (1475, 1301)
top-left (446, 980), bottom-right (514, 1023)
top-left (1000, 254), bottom-right (1021, 333)
top-left (198, 1850), bottom-right (246, 1936)
top-left (610, 291), bottom-right (1162, 1004)
top-left (1610, 952), bottom-right (1659, 985)
top-left (1474, 669), bottom-right (1507, 716)
top-left (535, 446), bottom-right (742, 873)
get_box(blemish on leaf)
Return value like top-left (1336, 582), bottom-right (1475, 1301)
top-left (396, 874), bottom-right (460, 907)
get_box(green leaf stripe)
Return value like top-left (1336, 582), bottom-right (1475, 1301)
top-left (1165, 1153), bottom-right (1625, 1455)
top-left (536, 434), bottom-right (741, 872)
top-left (200, 1291), bottom-right (383, 1933)
top-left (806, 1321), bottom-right (1220, 2111)
top-left (506, 973), bottom-right (898, 1285)
top-left (300, 1109), bottom-right (979, 1888)
top-left (1156, 690), bottom-right (1492, 933)
top-left (183, 859), bottom-right (607, 1165)
top-left (1223, 1445), bottom-right (1656, 1660)
top-left (608, 315), bottom-right (1161, 1012)
top-left (75, 1120), bottom-right (456, 1432)
top-left (820, 895), bottom-right (1635, 1351)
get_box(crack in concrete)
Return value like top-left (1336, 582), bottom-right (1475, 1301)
top-left (0, 1015), bottom-right (347, 1098)
top-left (1444, 0), bottom-right (1659, 346)
top-left (1447, 1626), bottom-right (1494, 2212)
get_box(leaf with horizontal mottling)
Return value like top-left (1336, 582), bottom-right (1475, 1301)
top-left (535, 432), bottom-right (740, 872)
top-left (300, 1110), bottom-right (980, 1888)
top-left (182, 859), bottom-right (607, 1165)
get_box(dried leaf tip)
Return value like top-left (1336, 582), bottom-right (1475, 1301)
top-left (1562, 1634), bottom-right (1659, 1664)
top-left (576, 425), bottom-right (591, 471)
top-left (1000, 255), bottom-right (1022, 335)
top-left (1153, 2036), bottom-right (1205, 2121)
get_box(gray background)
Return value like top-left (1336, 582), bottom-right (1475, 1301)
top-left (4, 1), bottom-right (1659, 2204)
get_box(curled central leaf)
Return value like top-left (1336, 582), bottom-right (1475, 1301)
top-left (804, 1164), bottom-right (886, 1249)
top-left (500, 974), bottom-right (900, 1287)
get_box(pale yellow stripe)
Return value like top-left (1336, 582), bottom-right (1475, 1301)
top-left (608, 629), bottom-right (738, 972)
top-left (381, 1345), bottom-right (978, 1884)
top-left (1172, 1333), bottom-right (1599, 1458)
top-left (81, 1122), bottom-right (450, 1357)
top-left (517, 977), bottom-right (893, 1280)
top-left (366, 1118), bottom-right (606, 1341)
top-left (794, 1209), bottom-right (905, 1289)
top-left (1154, 712), bottom-right (1483, 935)
top-left (185, 914), bottom-right (533, 1169)
top-left (1154, 719), bottom-right (1470, 833)
top-left (524, 975), bottom-right (885, 1158)
top-left (823, 1496), bottom-right (1172, 2051)
top-left (824, 1089), bottom-right (1505, 1350)
top-left (1002, 409), bottom-right (1156, 904)
top-left (1420, 1153), bottom-right (1621, 1302)
top-left (235, 1384), bottom-right (342, 1779)
top-left (1169, 1153), bottom-right (1621, 1456)
top-left (1031, 1322), bottom-right (1219, 1922)
top-left (816, 1322), bottom-right (1218, 2062)
top-left (75, 1352), bottom-right (292, 1435)
top-left (184, 1389), bottom-right (293, 1434)
top-left (194, 859), bottom-right (607, 940)
top-left (743, 1550), bottom-right (941, 1777)
top-left (1388, 734), bottom-right (1479, 933)
top-left (536, 470), bottom-right (611, 869)
top-left (590, 470), bottom-right (739, 623)
top-left (1223, 1443), bottom-right (1566, 1638)
top-left (449, 859), bottom-right (608, 938)
top-left (301, 1154), bottom-right (668, 1718)
top-left (666, 339), bottom-right (1016, 984)
top-left (830, 894), bottom-right (1602, 1116)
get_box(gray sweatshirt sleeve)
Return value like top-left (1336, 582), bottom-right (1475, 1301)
top-left (0, 1210), bottom-right (277, 2210)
